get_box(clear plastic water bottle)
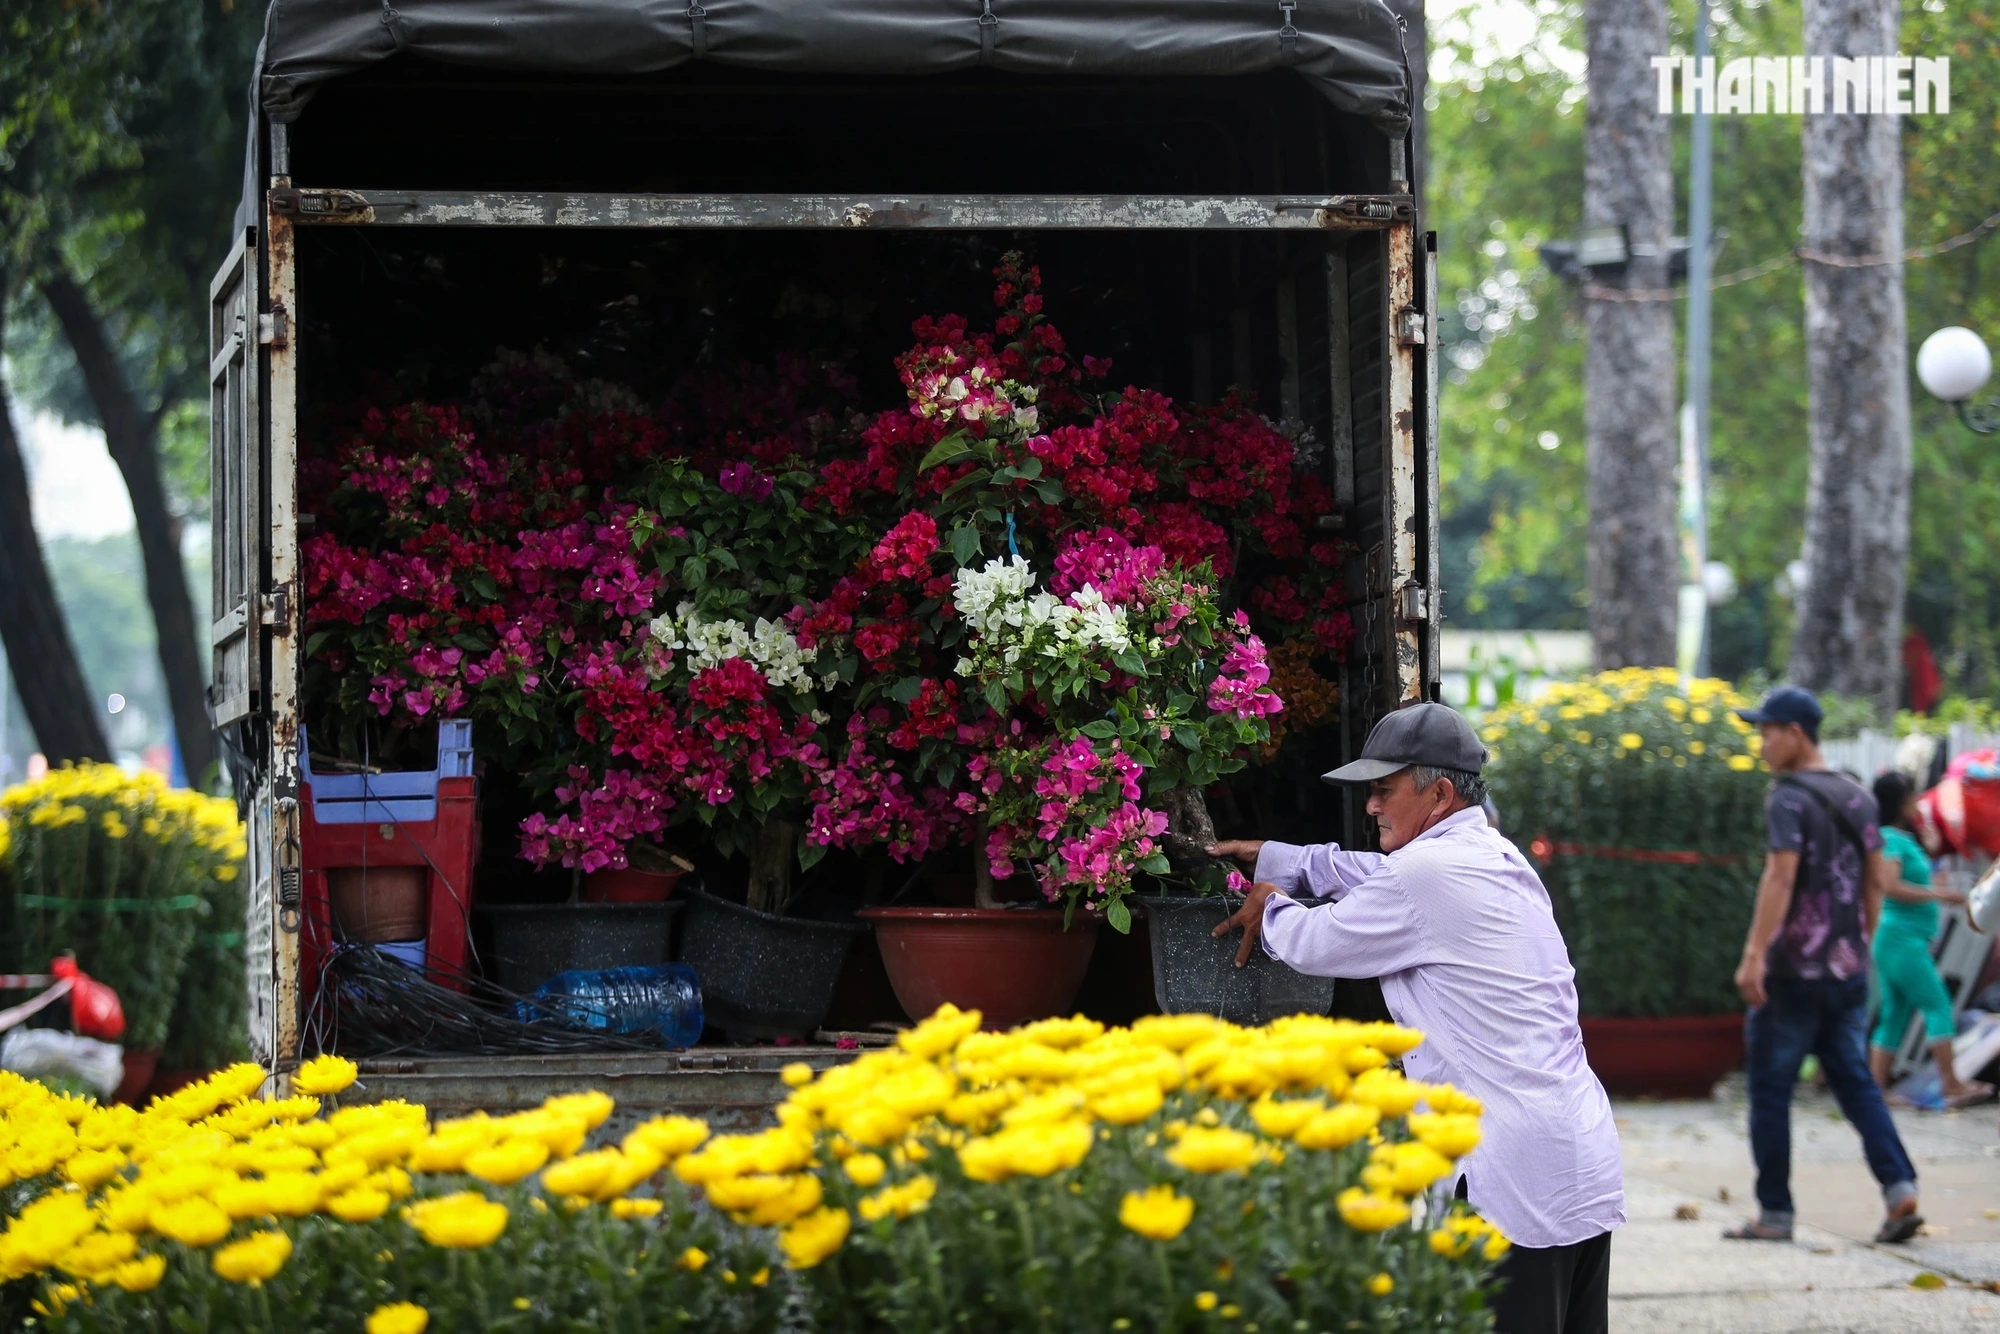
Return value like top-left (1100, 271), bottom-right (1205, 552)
top-left (517, 963), bottom-right (704, 1047)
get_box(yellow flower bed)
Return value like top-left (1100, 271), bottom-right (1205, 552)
top-left (0, 1008), bottom-right (1503, 1332)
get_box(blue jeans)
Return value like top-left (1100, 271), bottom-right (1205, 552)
top-left (1746, 974), bottom-right (1917, 1220)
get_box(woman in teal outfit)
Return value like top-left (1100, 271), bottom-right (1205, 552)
top-left (1867, 772), bottom-right (1993, 1108)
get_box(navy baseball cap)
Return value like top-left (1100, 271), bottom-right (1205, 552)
top-left (1734, 685), bottom-right (1824, 729)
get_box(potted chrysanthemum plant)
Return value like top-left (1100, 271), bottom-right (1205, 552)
top-left (1481, 669), bottom-right (1767, 1096)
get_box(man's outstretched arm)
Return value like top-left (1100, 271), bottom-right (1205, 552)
top-left (1209, 839), bottom-right (1387, 900)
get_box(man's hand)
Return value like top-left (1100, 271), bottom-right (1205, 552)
top-left (1733, 953), bottom-right (1768, 1009)
top-left (1213, 881), bottom-right (1282, 967)
top-left (1207, 840), bottom-right (1266, 870)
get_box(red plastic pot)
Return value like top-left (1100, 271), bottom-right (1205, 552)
top-left (1579, 1014), bottom-right (1745, 1099)
top-left (582, 867), bottom-right (684, 904)
top-left (114, 1048), bottom-right (160, 1106)
top-left (858, 907), bottom-right (1100, 1031)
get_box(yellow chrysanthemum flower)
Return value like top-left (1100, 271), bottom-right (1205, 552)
top-left (403, 1192), bottom-right (508, 1249)
top-left (1336, 1187), bottom-right (1411, 1232)
top-left (292, 1055), bottom-right (359, 1097)
top-left (1118, 1185), bottom-right (1195, 1241)
top-left (366, 1301), bottom-right (430, 1334)
top-left (211, 1230), bottom-right (293, 1285)
top-left (778, 1206), bottom-right (851, 1269)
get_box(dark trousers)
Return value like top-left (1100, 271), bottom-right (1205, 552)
top-left (1488, 1231), bottom-right (1612, 1334)
top-left (1745, 974), bottom-right (1917, 1218)
top-left (1454, 1177), bottom-right (1610, 1334)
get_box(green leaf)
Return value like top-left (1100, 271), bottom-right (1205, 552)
top-left (304, 630), bottom-right (333, 658)
top-left (889, 676), bottom-right (925, 705)
top-left (798, 841), bottom-right (829, 871)
top-left (468, 569), bottom-right (499, 601)
top-left (950, 524), bottom-right (983, 566)
top-left (1032, 478), bottom-right (1068, 505)
top-left (916, 431), bottom-right (973, 472)
top-left (1139, 853), bottom-right (1172, 875)
top-left (1110, 649), bottom-right (1148, 676)
top-left (1079, 719), bottom-right (1118, 740)
top-left (683, 556), bottom-right (709, 587)
top-left (941, 468), bottom-right (993, 500)
top-left (1173, 725), bottom-right (1203, 751)
top-left (1106, 897), bottom-right (1132, 934)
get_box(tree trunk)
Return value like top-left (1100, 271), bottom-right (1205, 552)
top-left (40, 266), bottom-right (218, 787)
top-left (1788, 0), bottom-right (1910, 718)
top-left (746, 818), bottom-right (800, 916)
top-left (0, 284), bottom-right (112, 765)
top-left (1582, 0), bottom-right (1680, 669)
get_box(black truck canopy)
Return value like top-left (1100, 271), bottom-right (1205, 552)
top-left (254, 0), bottom-right (1413, 131)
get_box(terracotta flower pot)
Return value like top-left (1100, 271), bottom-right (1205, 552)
top-left (859, 906), bottom-right (1101, 1031)
top-left (114, 1048), bottom-right (160, 1106)
top-left (583, 867), bottom-right (684, 904)
top-left (326, 865), bottom-right (429, 944)
top-left (1579, 1013), bottom-right (1745, 1099)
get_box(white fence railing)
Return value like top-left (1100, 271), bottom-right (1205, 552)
top-left (1821, 724), bottom-right (2000, 782)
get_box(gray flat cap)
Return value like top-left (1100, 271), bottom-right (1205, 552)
top-left (1322, 702), bottom-right (1488, 784)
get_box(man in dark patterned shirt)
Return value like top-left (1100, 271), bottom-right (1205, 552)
top-left (1725, 686), bottom-right (1922, 1245)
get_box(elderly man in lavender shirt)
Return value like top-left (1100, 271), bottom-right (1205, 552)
top-left (1213, 702), bottom-right (1624, 1334)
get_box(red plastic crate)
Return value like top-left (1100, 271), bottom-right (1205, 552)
top-left (298, 724), bottom-right (480, 1007)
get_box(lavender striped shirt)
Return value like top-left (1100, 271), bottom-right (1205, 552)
top-left (1257, 806), bottom-right (1625, 1249)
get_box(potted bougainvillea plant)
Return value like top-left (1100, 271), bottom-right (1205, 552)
top-left (301, 255), bottom-right (1352, 1033)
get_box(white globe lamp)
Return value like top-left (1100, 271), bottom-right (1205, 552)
top-left (1917, 327), bottom-right (1997, 433)
top-left (1701, 561), bottom-right (1737, 606)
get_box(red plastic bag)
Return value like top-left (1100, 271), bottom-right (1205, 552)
top-left (1917, 755), bottom-right (2000, 861)
top-left (52, 956), bottom-right (125, 1042)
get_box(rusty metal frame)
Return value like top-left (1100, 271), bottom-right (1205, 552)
top-left (270, 189), bottom-right (1415, 231)
top-left (262, 167), bottom-right (305, 1072)
top-left (253, 184), bottom-right (1418, 1070)
top-left (1383, 219), bottom-right (1426, 707)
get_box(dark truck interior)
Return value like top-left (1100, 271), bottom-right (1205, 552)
top-left (277, 60), bottom-right (1410, 1023)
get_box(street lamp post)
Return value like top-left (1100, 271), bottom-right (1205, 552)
top-left (1916, 326), bottom-right (1999, 433)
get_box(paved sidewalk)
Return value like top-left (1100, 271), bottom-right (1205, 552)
top-left (1611, 1081), bottom-right (2000, 1332)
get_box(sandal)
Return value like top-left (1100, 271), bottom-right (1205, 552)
top-left (1722, 1221), bottom-right (1792, 1242)
top-left (1875, 1212), bottom-right (1924, 1244)
top-left (1942, 1081), bottom-right (1994, 1111)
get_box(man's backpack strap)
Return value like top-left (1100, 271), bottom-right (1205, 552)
top-left (1776, 774), bottom-right (1871, 872)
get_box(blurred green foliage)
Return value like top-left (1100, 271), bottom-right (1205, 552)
top-left (1430, 0), bottom-right (2000, 696)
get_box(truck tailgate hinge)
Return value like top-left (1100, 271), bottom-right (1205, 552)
top-left (258, 307), bottom-right (288, 349)
top-left (1331, 197), bottom-right (1416, 223)
top-left (1395, 305), bottom-right (1427, 346)
top-left (260, 586), bottom-right (291, 631)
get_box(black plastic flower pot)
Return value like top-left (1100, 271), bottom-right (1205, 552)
top-left (479, 902), bottom-right (680, 996)
top-left (675, 886), bottom-right (868, 1040)
top-left (1137, 895), bottom-right (1335, 1025)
